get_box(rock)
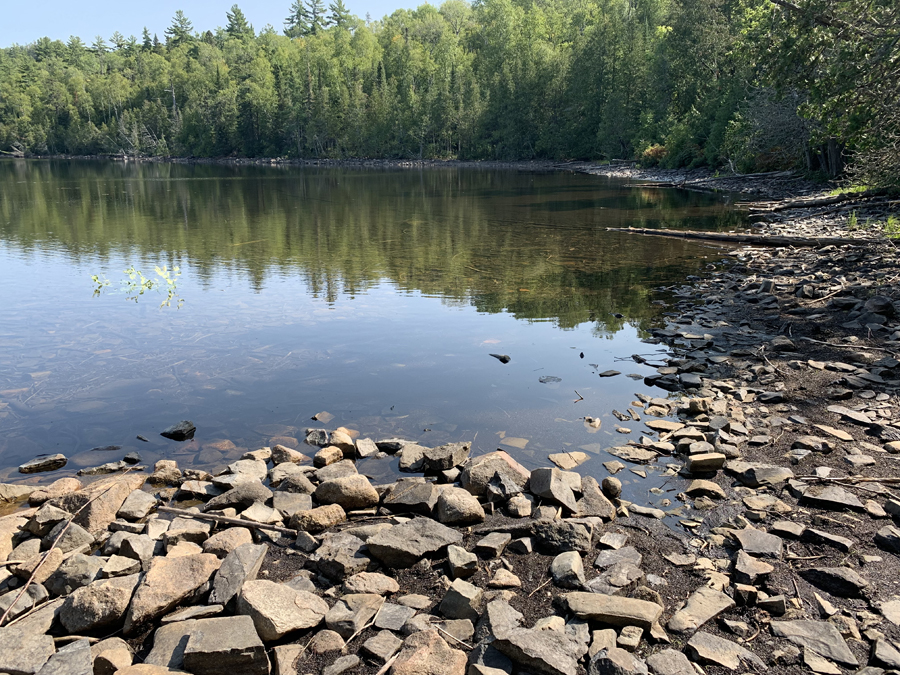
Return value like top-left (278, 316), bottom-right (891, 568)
top-left (203, 482), bottom-right (273, 512)
top-left (163, 516), bottom-right (212, 547)
top-left (399, 444), bottom-right (429, 472)
top-left (488, 569), bottom-right (521, 588)
top-left (686, 631), bottom-right (765, 670)
top-left (392, 630), bottom-right (467, 675)
top-left (601, 477), bottom-right (622, 500)
top-left (144, 620), bottom-right (199, 669)
top-left (685, 453), bottom-right (726, 473)
top-left (577, 477), bottom-right (616, 520)
top-left (475, 532), bottom-right (512, 558)
top-left (460, 452), bottom-right (531, 497)
top-left (436, 487), bottom-right (485, 524)
top-left (182, 615), bottom-right (269, 675)
top-left (507, 493), bottom-right (533, 517)
top-left (343, 571), bottom-right (399, 596)
top-left (161, 421), bottom-right (196, 441)
top-left (801, 528), bottom-right (855, 552)
top-left (311, 630), bottom-right (346, 654)
top-left (726, 461), bottom-right (794, 487)
top-left (551, 551), bottom-right (585, 589)
top-left (35, 638), bottom-right (91, 675)
top-left (586, 562), bottom-right (643, 596)
top-left (564, 593), bottom-right (662, 629)
top-left (39, 519), bottom-right (93, 555)
top-left (424, 442), bottom-right (472, 472)
top-left (800, 485), bottom-right (865, 512)
top-left (19, 454), bottom-right (67, 474)
top-left (60, 573), bottom-right (141, 633)
top-left (325, 593), bottom-right (383, 639)
top-left (733, 527), bottom-right (783, 558)
top-left (12, 548), bottom-right (63, 585)
top-left (27, 478), bottom-right (82, 506)
top-left (315, 475), bottom-right (379, 510)
top-left (375, 603), bottom-right (417, 631)
top-left (367, 517), bottom-right (463, 568)
top-left (685, 480), bottom-right (726, 499)
top-left (530, 468), bottom-right (578, 512)
top-left (799, 567), bottom-right (868, 598)
top-left (0, 626), bottom-right (55, 675)
top-left (102, 554), bottom-right (142, 578)
top-left (0, 483), bottom-right (34, 502)
top-left (209, 542), bottom-right (267, 608)
top-left (271, 444), bottom-right (308, 464)
top-left (115, 666), bottom-right (188, 675)
top-left (645, 649), bottom-right (694, 675)
top-left (733, 550), bottom-right (774, 585)
top-left (323, 654), bottom-right (359, 675)
top-left (276, 470), bottom-right (316, 495)
top-left (124, 554), bottom-right (222, 632)
top-left (494, 627), bottom-right (586, 675)
top-left (447, 545), bottom-right (477, 579)
top-left (45, 553), bottom-right (102, 596)
top-left (383, 481), bottom-right (438, 516)
top-left (594, 546), bottom-right (642, 570)
top-left (587, 648), bottom-right (648, 675)
top-left (0, 583), bottom-right (48, 621)
top-left (237, 579), bottom-right (328, 641)
top-left (91, 638), bottom-right (133, 675)
top-left (272, 491), bottom-right (312, 519)
top-left (770, 620), bottom-right (858, 666)
top-left (875, 525), bottom-right (900, 553)
top-left (668, 587), bottom-right (735, 633)
top-left (25, 504), bottom-right (70, 536)
top-left (291, 504), bottom-right (347, 533)
top-left (440, 579), bottom-right (483, 622)
top-left (363, 630), bottom-right (403, 663)
top-left (871, 639), bottom-right (900, 669)
top-left (120, 534), bottom-right (159, 562)
top-left (531, 520), bottom-right (593, 554)
top-left (312, 532), bottom-right (371, 580)
top-left (203, 527), bottom-right (253, 558)
top-left (148, 461), bottom-right (182, 487)
top-left (51, 474), bottom-right (145, 535)
top-left (549, 452), bottom-right (590, 471)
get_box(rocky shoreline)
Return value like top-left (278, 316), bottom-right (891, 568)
top-left (2, 172), bottom-right (900, 675)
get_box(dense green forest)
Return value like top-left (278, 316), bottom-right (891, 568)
top-left (0, 0), bottom-right (897, 186)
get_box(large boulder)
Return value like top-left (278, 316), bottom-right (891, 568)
top-left (237, 579), bottom-right (329, 641)
top-left (182, 615), bottom-right (270, 675)
top-left (391, 630), bottom-right (467, 675)
top-left (60, 573), bottom-right (142, 633)
top-left (435, 488), bottom-right (485, 524)
top-left (314, 475), bottom-right (379, 511)
top-left (460, 452), bottom-right (530, 496)
top-left (50, 474), bottom-right (145, 535)
top-left (209, 543), bottom-right (268, 609)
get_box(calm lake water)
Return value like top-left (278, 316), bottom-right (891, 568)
top-left (0, 160), bottom-right (742, 510)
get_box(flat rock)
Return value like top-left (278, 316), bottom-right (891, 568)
top-left (392, 630), bottom-right (467, 675)
top-left (209, 542), bottom-right (267, 608)
top-left (799, 567), bottom-right (868, 598)
top-left (363, 630), bottom-right (404, 663)
top-left (875, 525), bottom-right (900, 553)
top-left (144, 620), bottom-right (199, 669)
top-left (238, 579), bottom-right (329, 641)
top-left (439, 579), bottom-right (483, 622)
top-left (564, 592), bottom-right (662, 629)
top-left (375, 602), bottom-right (417, 631)
top-left (60, 573), bottom-right (141, 633)
top-left (19, 454), bottom-right (67, 474)
top-left (686, 631), bottom-right (765, 670)
top-left (0, 483), bottom-right (35, 502)
top-left (726, 461), bottom-right (793, 487)
top-left (494, 627), bottom-right (585, 675)
top-left (771, 620), bottom-right (858, 666)
top-left (325, 593), bottom-right (384, 639)
top-left (595, 546), bottom-right (642, 570)
top-left (343, 571), bottom-right (400, 596)
top-left (733, 527), bottom-right (783, 559)
top-left (531, 520), bottom-right (593, 554)
top-left (588, 648), bottom-right (648, 675)
top-left (202, 527), bottom-right (253, 558)
top-left (312, 532), bottom-right (371, 580)
top-left (577, 477), bottom-right (616, 521)
top-left (383, 481), bottom-right (438, 516)
top-left (645, 649), bottom-right (695, 675)
top-left (182, 615), bottom-right (269, 675)
top-left (125, 554), bottom-right (222, 633)
top-left (35, 638), bottom-right (92, 675)
top-left (668, 586), bottom-right (735, 633)
top-left (203, 482), bottom-right (273, 512)
top-left (160, 421), bottom-right (196, 441)
top-left (733, 550), bottom-right (774, 584)
top-left (549, 452), bottom-right (590, 471)
top-left (0, 626), bottom-right (55, 675)
top-left (367, 517), bottom-right (463, 568)
top-left (800, 485), bottom-right (865, 512)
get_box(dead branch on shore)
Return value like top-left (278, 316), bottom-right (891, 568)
top-left (604, 227), bottom-right (872, 247)
top-left (156, 506), bottom-right (296, 536)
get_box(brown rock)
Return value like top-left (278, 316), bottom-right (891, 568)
top-left (391, 630), bottom-right (467, 675)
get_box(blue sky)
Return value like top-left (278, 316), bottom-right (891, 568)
top-left (1, 0), bottom-right (431, 48)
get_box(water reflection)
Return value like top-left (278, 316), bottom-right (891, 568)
top-left (0, 160), bottom-right (738, 513)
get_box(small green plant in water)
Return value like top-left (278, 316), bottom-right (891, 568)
top-left (92, 265), bottom-right (183, 308)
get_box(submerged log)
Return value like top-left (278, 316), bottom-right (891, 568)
top-left (604, 227), bottom-right (878, 247)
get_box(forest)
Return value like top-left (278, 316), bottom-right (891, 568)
top-left (0, 0), bottom-right (897, 187)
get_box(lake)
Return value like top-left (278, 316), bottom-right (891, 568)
top-left (0, 160), bottom-right (742, 510)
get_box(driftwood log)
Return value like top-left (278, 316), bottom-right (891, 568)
top-left (157, 506), bottom-right (297, 535)
top-left (604, 227), bottom-right (876, 247)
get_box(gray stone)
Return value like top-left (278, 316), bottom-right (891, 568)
top-left (323, 654), bottom-right (360, 675)
top-left (799, 567), bottom-right (868, 598)
top-left (0, 626), bottom-right (55, 675)
top-left (45, 553), bottom-right (102, 596)
top-left (531, 520), bottom-right (592, 554)
top-left (35, 638), bottom-right (91, 675)
top-left (439, 579), bottom-right (483, 622)
top-left (459, 451), bottom-right (531, 497)
top-left (726, 461), bottom-right (794, 488)
top-left (313, 532), bottom-right (371, 581)
top-left (771, 620), bottom-right (858, 667)
top-left (325, 593), bottom-right (383, 639)
top-left (587, 648), bottom-right (648, 675)
top-left (447, 545), bottom-right (478, 579)
top-left (646, 649), bottom-right (695, 675)
top-left (667, 587), bottom-right (735, 633)
top-left (594, 546), bottom-right (642, 570)
top-left (272, 491), bottom-right (312, 519)
top-left (202, 527), bottom-right (253, 558)
top-left (564, 593), bottom-right (662, 629)
top-left (801, 528), bottom-right (855, 552)
top-left (398, 444), bottom-right (429, 472)
top-left (383, 481), bottom-right (438, 516)
top-left (19, 454), bottom-right (67, 474)
top-left (144, 619), bottom-right (198, 669)
top-left (363, 630), bottom-right (403, 663)
top-left (686, 631), bottom-right (765, 670)
top-left (182, 615), bottom-right (269, 675)
top-left (875, 525), bottom-right (900, 553)
top-left (799, 485), bottom-right (865, 512)
top-left (475, 532), bottom-right (511, 558)
top-left (530, 468), bottom-right (578, 512)
top-left (733, 550), bottom-right (774, 585)
top-left (276, 470), bottom-right (316, 494)
top-left (160, 420), bottom-right (196, 441)
top-left (367, 517), bottom-right (463, 568)
top-left (119, 534), bottom-right (159, 562)
top-left (43, 519), bottom-right (93, 554)
top-left (493, 626), bottom-right (585, 675)
top-left (238, 579), bottom-right (329, 641)
top-left (60, 573), bottom-right (141, 633)
top-left (25, 504), bottom-right (70, 537)
top-left (577, 477), bottom-right (616, 521)
top-left (0, 585), bottom-right (50, 623)
top-left (118, 490), bottom-right (157, 520)
top-left (586, 562), bottom-right (643, 596)
top-left (733, 527), bottom-right (783, 559)
top-left (436, 487), bottom-right (485, 524)
top-left (375, 602), bottom-right (417, 631)
top-left (209, 542), bottom-right (267, 608)
top-left (551, 551), bottom-right (585, 589)
top-left (424, 442), bottom-right (472, 472)
top-left (871, 639), bottom-right (900, 669)
top-left (203, 482), bottom-right (272, 512)
top-left (315, 474), bottom-right (379, 511)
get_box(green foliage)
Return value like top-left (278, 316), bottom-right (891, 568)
top-left (92, 265), bottom-right (183, 308)
top-left (885, 216), bottom-right (900, 240)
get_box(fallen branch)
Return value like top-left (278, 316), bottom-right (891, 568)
top-left (797, 336), bottom-right (899, 355)
top-left (156, 506), bottom-right (296, 536)
top-left (604, 227), bottom-right (871, 247)
top-left (430, 621), bottom-right (474, 649)
top-left (375, 653), bottom-right (400, 675)
top-left (344, 597), bottom-right (386, 645)
top-left (528, 577), bottom-right (553, 598)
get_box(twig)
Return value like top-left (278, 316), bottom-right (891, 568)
top-left (797, 336), bottom-right (899, 355)
top-left (431, 622), bottom-right (474, 649)
top-left (744, 624), bottom-right (762, 642)
top-left (528, 577), bottom-right (553, 598)
top-left (375, 653), bottom-right (400, 675)
top-left (344, 597), bottom-right (386, 645)
top-left (157, 506), bottom-right (296, 536)
top-left (0, 560), bottom-right (26, 567)
top-left (574, 390), bottom-right (584, 403)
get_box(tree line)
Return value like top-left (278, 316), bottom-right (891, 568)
top-left (0, 0), bottom-right (896, 186)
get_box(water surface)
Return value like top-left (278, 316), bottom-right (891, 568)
top-left (0, 161), bottom-right (741, 510)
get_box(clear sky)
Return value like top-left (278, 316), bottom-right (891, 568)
top-left (1, 0), bottom-right (430, 48)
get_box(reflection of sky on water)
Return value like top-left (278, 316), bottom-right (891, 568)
top-left (0, 163), bottom-right (736, 515)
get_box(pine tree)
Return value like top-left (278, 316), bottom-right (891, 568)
top-left (329, 0), bottom-right (351, 29)
top-left (141, 28), bottom-right (152, 51)
top-left (226, 5), bottom-right (254, 39)
top-left (110, 31), bottom-right (126, 50)
top-left (165, 10), bottom-right (194, 47)
top-left (285, 0), bottom-right (328, 37)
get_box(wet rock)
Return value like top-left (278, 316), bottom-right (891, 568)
top-left (440, 579), bottom-right (483, 622)
top-left (60, 573), bottom-right (141, 633)
top-left (564, 592), bottom-right (662, 629)
top-left (587, 648), bottom-right (648, 675)
top-left (0, 625), bottom-right (55, 675)
top-left (238, 579), bottom-right (329, 641)
top-left (367, 517), bottom-right (463, 568)
top-left (314, 474), bottom-right (379, 511)
top-left (686, 631), bottom-right (765, 670)
top-left (436, 487), bottom-right (486, 524)
top-left (771, 620), bottom-right (858, 667)
top-left (0, 483), bottom-right (34, 503)
top-left (209, 542), bottom-right (267, 608)
top-left (312, 532), bottom-right (371, 580)
top-left (602, 477), bottom-right (622, 500)
top-left (799, 567), bottom-right (868, 598)
top-left (551, 551), bottom-right (586, 589)
top-left (182, 615), bottom-right (269, 675)
top-left (447, 545), bottom-right (478, 579)
top-left (392, 630), bottom-right (467, 675)
top-left (668, 586), bottom-right (735, 633)
top-left (460, 452), bottom-right (531, 497)
top-left (160, 421), bottom-right (196, 441)
top-left (124, 554), bottom-right (221, 633)
top-left (290, 504), bottom-right (347, 533)
top-left (19, 454), bottom-right (67, 474)
top-left (325, 593), bottom-right (383, 639)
